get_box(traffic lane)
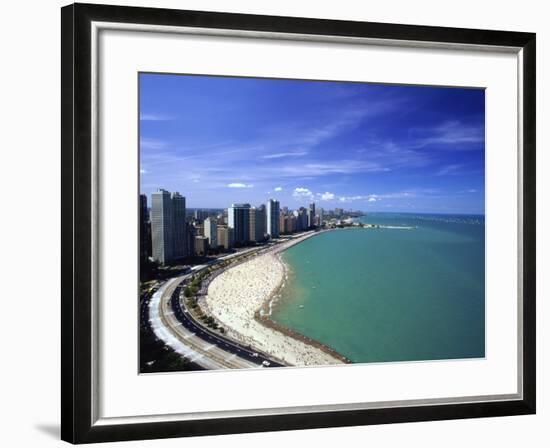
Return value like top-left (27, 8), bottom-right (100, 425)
top-left (171, 286), bottom-right (277, 365)
top-left (170, 295), bottom-right (256, 362)
top-left (170, 288), bottom-right (283, 368)
top-left (171, 293), bottom-right (283, 367)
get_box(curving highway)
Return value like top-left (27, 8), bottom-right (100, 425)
top-left (169, 282), bottom-right (284, 368)
top-left (146, 232), bottom-right (320, 370)
top-left (149, 274), bottom-right (283, 369)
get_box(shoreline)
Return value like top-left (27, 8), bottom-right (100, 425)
top-left (202, 230), bottom-right (349, 366)
top-left (255, 250), bottom-right (351, 364)
top-left (254, 306), bottom-right (351, 364)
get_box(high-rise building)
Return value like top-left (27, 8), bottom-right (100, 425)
top-left (266, 199), bottom-right (280, 238)
top-left (195, 222), bottom-right (204, 236)
top-left (279, 213), bottom-right (286, 234)
top-left (301, 207), bottom-right (308, 229)
top-left (308, 202), bottom-right (316, 228)
top-left (194, 236), bottom-right (209, 256)
top-left (217, 225), bottom-right (234, 250)
top-left (187, 224), bottom-right (197, 256)
top-left (293, 207), bottom-right (308, 231)
top-left (335, 207), bottom-right (344, 217)
top-left (257, 204), bottom-right (267, 238)
top-left (288, 213), bottom-right (296, 233)
top-left (279, 213), bottom-right (296, 234)
top-left (204, 217), bottom-right (218, 248)
top-left (292, 207), bottom-right (307, 232)
top-left (317, 207), bottom-right (324, 227)
top-left (228, 203), bottom-right (251, 245)
top-left (249, 206), bottom-right (266, 243)
top-left (139, 194), bottom-right (150, 264)
top-left (151, 189), bottom-right (187, 264)
top-left (151, 189), bottom-right (173, 264)
top-left (292, 210), bottom-right (300, 231)
top-left (171, 192), bottom-right (187, 259)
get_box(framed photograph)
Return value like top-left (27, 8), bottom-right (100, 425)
top-left (61, 2), bottom-right (536, 444)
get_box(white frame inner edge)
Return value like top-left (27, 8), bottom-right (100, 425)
top-left (90, 20), bottom-right (524, 426)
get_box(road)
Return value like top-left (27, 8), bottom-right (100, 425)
top-left (146, 231), bottom-right (320, 370)
top-left (150, 276), bottom-right (283, 369)
top-left (169, 281), bottom-right (284, 368)
top-left (149, 277), bottom-right (255, 369)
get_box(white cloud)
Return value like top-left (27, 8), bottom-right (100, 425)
top-left (299, 190), bottom-right (408, 203)
top-left (292, 187), bottom-right (314, 199)
top-left (436, 164), bottom-right (463, 176)
top-left (337, 193), bottom-right (411, 203)
top-left (140, 138), bottom-right (167, 150)
top-left (274, 187), bottom-right (283, 192)
top-left (140, 168), bottom-right (147, 174)
top-left (227, 183), bottom-right (254, 188)
top-left (338, 195), bottom-right (367, 203)
top-left (320, 192), bottom-right (335, 201)
top-left (261, 151), bottom-right (308, 159)
top-left (413, 120), bottom-right (484, 148)
top-left (280, 160), bottom-right (388, 177)
top-left (140, 113), bottom-right (175, 121)
top-left (188, 173), bottom-right (201, 184)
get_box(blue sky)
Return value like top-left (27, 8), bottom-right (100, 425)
top-left (140, 73), bottom-right (485, 214)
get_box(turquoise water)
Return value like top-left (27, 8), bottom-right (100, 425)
top-left (271, 213), bottom-right (485, 363)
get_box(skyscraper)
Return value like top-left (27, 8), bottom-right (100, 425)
top-left (292, 210), bottom-right (301, 231)
top-left (228, 203), bottom-right (251, 245)
top-left (151, 189), bottom-right (187, 264)
top-left (257, 204), bottom-right (267, 238)
top-left (139, 194), bottom-right (150, 265)
top-left (288, 213), bottom-right (296, 233)
top-left (187, 224), bottom-right (197, 257)
top-left (249, 206), bottom-right (266, 243)
top-left (279, 213), bottom-right (286, 234)
top-left (293, 207), bottom-right (308, 231)
top-left (204, 217), bottom-right (218, 248)
top-left (300, 207), bottom-right (308, 229)
top-left (171, 192), bottom-right (187, 259)
top-left (266, 199), bottom-right (280, 238)
top-left (151, 189), bottom-right (173, 264)
top-left (194, 236), bottom-right (209, 256)
top-left (317, 207), bottom-right (324, 227)
top-left (308, 202), bottom-right (316, 228)
top-left (217, 225), bottom-right (234, 250)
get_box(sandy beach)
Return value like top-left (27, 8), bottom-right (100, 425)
top-left (202, 232), bottom-right (346, 367)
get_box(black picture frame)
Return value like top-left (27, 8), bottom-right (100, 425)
top-left (61, 2), bottom-right (536, 444)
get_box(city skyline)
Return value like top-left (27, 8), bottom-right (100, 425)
top-left (140, 74), bottom-right (485, 214)
top-left (143, 187), bottom-right (326, 264)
